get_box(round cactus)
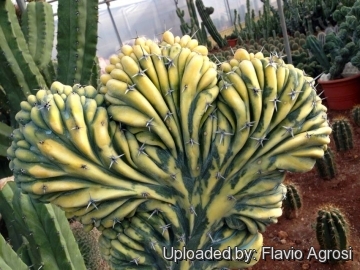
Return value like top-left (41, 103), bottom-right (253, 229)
top-left (7, 31), bottom-right (331, 269)
top-left (331, 117), bottom-right (354, 151)
top-left (316, 205), bottom-right (349, 263)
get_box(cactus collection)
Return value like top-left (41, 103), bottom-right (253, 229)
top-left (1, 0), bottom-right (360, 268)
top-left (5, 29), bottom-right (332, 269)
top-left (316, 205), bottom-right (349, 263)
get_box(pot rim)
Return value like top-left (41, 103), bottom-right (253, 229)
top-left (318, 72), bottom-right (360, 84)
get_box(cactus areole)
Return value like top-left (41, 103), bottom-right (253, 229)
top-left (8, 31), bottom-right (331, 269)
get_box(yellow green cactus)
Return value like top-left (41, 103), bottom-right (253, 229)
top-left (8, 31), bottom-right (331, 269)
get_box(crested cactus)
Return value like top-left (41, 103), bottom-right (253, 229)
top-left (8, 31), bottom-right (331, 269)
top-left (283, 183), bottom-right (302, 219)
top-left (0, 180), bottom-right (87, 270)
top-left (351, 104), bottom-right (360, 126)
top-left (316, 148), bottom-right (337, 180)
top-left (316, 205), bottom-right (349, 263)
top-left (332, 117), bottom-right (353, 151)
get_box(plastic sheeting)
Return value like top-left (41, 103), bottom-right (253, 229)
top-left (50, 0), bottom-right (278, 58)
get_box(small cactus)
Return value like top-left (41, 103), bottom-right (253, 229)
top-left (283, 183), bottom-right (302, 219)
top-left (351, 104), bottom-right (360, 126)
top-left (316, 205), bottom-right (349, 263)
top-left (332, 117), bottom-right (354, 151)
top-left (315, 148), bottom-right (337, 180)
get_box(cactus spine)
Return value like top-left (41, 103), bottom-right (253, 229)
top-left (316, 206), bottom-right (349, 263)
top-left (0, 180), bottom-right (87, 270)
top-left (315, 148), bottom-right (337, 180)
top-left (351, 104), bottom-right (360, 126)
top-left (283, 183), bottom-right (302, 219)
top-left (332, 118), bottom-right (354, 151)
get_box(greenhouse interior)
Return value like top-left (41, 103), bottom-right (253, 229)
top-left (0, 0), bottom-right (359, 270)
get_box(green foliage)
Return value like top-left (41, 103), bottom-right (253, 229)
top-left (316, 205), bottom-right (349, 263)
top-left (283, 183), bottom-right (302, 219)
top-left (316, 148), bottom-right (337, 179)
top-left (332, 118), bottom-right (354, 151)
top-left (0, 180), bottom-right (87, 270)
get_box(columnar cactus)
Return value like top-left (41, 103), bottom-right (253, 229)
top-left (195, 0), bottom-right (227, 48)
top-left (332, 117), bottom-right (354, 151)
top-left (316, 205), bottom-right (349, 263)
top-left (283, 183), bottom-right (302, 219)
top-left (8, 31), bottom-right (331, 269)
top-left (0, 0), bottom-right (99, 127)
top-left (0, 180), bottom-right (87, 269)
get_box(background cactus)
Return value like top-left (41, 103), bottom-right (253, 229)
top-left (7, 31), bottom-right (331, 269)
top-left (195, 0), bottom-right (227, 48)
top-left (315, 148), bottom-right (337, 179)
top-left (316, 205), bottom-right (349, 263)
top-left (332, 117), bottom-right (354, 151)
top-left (352, 105), bottom-right (360, 126)
top-left (283, 183), bottom-right (302, 219)
top-left (0, 179), bottom-right (87, 270)
top-left (70, 221), bottom-right (110, 270)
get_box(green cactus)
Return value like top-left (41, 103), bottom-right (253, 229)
top-left (0, 180), bottom-right (87, 270)
top-left (332, 117), bottom-right (354, 151)
top-left (195, 0), bottom-right (227, 48)
top-left (174, 0), bottom-right (208, 47)
top-left (282, 183), bottom-right (302, 219)
top-left (316, 205), bottom-right (349, 263)
top-left (315, 148), bottom-right (337, 180)
top-left (7, 32), bottom-right (331, 269)
top-left (351, 104), bottom-right (360, 126)
top-left (0, 0), bottom-right (98, 123)
top-left (0, 233), bottom-right (28, 270)
top-left (70, 221), bottom-right (110, 270)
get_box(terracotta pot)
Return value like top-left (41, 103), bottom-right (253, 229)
top-left (227, 38), bottom-right (237, 47)
top-left (318, 73), bottom-right (360, 110)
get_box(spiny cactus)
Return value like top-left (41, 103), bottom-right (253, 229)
top-left (283, 183), bottom-right (302, 219)
top-left (8, 31), bottom-right (331, 269)
top-left (316, 148), bottom-right (337, 180)
top-left (316, 205), bottom-right (349, 263)
top-left (195, 0), bottom-right (227, 48)
top-left (70, 221), bottom-right (110, 270)
top-left (0, 233), bottom-right (28, 270)
top-left (0, 180), bottom-right (87, 270)
top-left (0, 0), bottom-right (99, 127)
top-left (352, 104), bottom-right (360, 126)
top-left (332, 117), bottom-right (354, 151)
